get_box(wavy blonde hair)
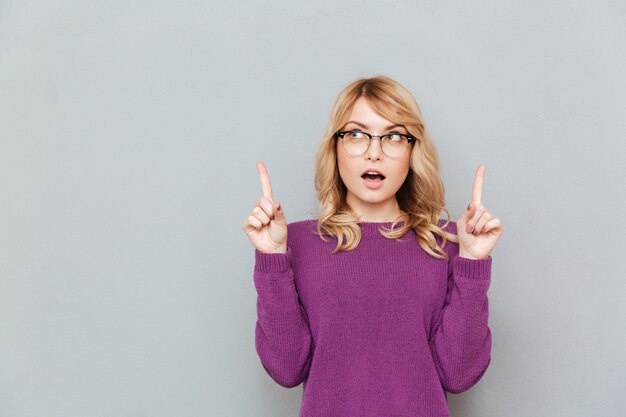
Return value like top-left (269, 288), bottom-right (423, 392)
top-left (313, 75), bottom-right (459, 259)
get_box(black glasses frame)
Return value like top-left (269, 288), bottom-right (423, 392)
top-left (336, 129), bottom-right (417, 156)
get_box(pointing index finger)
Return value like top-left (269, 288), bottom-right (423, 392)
top-left (256, 161), bottom-right (273, 199)
top-left (472, 164), bottom-right (485, 204)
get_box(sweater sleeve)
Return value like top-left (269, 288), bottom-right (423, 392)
top-left (253, 246), bottom-right (314, 388)
top-left (429, 241), bottom-right (493, 394)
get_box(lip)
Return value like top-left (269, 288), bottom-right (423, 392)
top-left (361, 168), bottom-right (386, 177)
top-left (362, 176), bottom-right (385, 189)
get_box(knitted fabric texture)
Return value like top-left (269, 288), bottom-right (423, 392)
top-left (253, 219), bottom-right (493, 417)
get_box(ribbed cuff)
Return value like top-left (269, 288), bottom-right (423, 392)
top-left (254, 246), bottom-right (292, 273)
top-left (453, 255), bottom-right (492, 280)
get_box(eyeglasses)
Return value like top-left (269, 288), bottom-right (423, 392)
top-left (336, 130), bottom-right (416, 158)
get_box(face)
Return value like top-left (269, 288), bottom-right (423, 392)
top-left (336, 97), bottom-right (412, 222)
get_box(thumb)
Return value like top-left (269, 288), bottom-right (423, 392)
top-left (273, 201), bottom-right (286, 223)
top-left (458, 202), bottom-right (473, 225)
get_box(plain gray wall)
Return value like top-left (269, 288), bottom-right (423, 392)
top-left (1, 1), bottom-right (625, 416)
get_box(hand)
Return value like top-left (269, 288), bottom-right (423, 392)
top-left (455, 164), bottom-right (504, 260)
top-left (242, 161), bottom-right (288, 254)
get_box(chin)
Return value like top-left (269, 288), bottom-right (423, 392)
top-left (355, 190), bottom-right (394, 202)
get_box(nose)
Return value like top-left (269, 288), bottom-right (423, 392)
top-left (366, 136), bottom-right (383, 160)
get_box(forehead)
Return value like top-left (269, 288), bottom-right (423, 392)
top-left (348, 97), bottom-right (388, 123)
top-left (345, 97), bottom-right (403, 130)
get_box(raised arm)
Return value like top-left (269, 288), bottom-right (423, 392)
top-left (254, 247), bottom-right (313, 388)
top-left (243, 161), bottom-right (313, 387)
top-left (429, 164), bottom-right (503, 393)
top-left (428, 237), bottom-right (493, 393)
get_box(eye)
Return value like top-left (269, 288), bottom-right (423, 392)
top-left (387, 133), bottom-right (404, 142)
top-left (348, 130), bottom-right (366, 139)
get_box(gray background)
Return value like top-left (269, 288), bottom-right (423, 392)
top-left (1, 1), bottom-right (625, 416)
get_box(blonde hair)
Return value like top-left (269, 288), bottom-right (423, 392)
top-left (313, 74), bottom-right (458, 259)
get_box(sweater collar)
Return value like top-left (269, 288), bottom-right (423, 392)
top-left (358, 220), bottom-right (407, 237)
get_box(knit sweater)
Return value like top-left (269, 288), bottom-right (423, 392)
top-left (253, 218), bottom-right (493, 417)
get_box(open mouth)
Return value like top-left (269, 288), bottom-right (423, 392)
top-left (361, 172), bottom-right (386, 189)
top-left (361, 173), bottom-right (386, 181)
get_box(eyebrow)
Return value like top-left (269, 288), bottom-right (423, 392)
top-left (344, 121), bottom-right (406, 131)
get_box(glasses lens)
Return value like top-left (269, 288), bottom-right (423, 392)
top-left (382, 134), bottom-right (410, 157)
top-left (342, 131), bottom-right (370, 155)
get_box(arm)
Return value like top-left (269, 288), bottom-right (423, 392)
top-left (429, 243), bottom-right (493, 394)
top-left (253, 246), bottom-right (314, 388)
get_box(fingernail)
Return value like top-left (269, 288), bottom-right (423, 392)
top-left (467, 203), bottom-right (472, 211)
top-left (466, 224), bottom-right (473, 233)
top-left (276, 203), bottom-right (281, 211)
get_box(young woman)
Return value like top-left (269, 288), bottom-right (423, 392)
top-left (242, 75), bottom-right (504, 417)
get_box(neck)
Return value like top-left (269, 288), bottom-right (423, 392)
top-left (346, 193), bottom-right (404, 222)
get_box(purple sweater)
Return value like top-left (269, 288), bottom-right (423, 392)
top-left (253, 219), bottom-right (493, 417)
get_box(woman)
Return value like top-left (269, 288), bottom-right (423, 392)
top-left (242, 75), bottom-right (504, 417)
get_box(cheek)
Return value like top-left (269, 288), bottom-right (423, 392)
top-left (336, 144), bottom-right (351, 182)
top-left (336, 144), bottom-right (357, 177)
top-left (389, 161), bottom-right (411, 186)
